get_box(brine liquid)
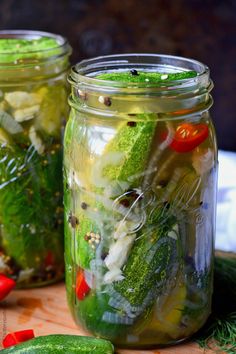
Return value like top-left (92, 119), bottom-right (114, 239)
top-left (0, 77), bottom-right (68, 287)
top-left (64, 88), bottom-right (217, 346)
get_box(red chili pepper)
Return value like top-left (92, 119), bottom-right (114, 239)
top-left (76, 269), bottom-right (90, 300)
top-left (0, 274), bottom-right (16, 301)
top-left (2, 329), bottom-right (35, 348)
top-left (45, 251), bottom-right (54, 267)
top-left (169, 123), bottom-right (209, 153)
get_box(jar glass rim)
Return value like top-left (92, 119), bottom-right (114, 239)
top-left (69, 53), bottom-right (210, 90)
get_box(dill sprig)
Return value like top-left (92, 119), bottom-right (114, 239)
top-left (196, 254), bottom-right (236, 353)
top-left (0, 141), bottom-right (64, 273)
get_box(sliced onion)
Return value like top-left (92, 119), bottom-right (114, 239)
top-left (90, 151), bottom-right (125, 188)
top-left (17, 268), bottom-right (34, 283)
top-left (104, 234), bottom-right (136, 271)
top-left (192, 148), bottom-right (214, 175)
top-left (84, 269), bottom-right (94, 289)
top-left (167, 224), bottom-right (179, 240)
top-left (143, 122), bottom-right (175, 187)
top-left (102, 311), bottom-right (133, 325)
top-left (29, 126), bottom-right (44, 155)
top-left (103, 268), bottom-right (124, 284)
top-left (0, 110), bottom-right (23, 134)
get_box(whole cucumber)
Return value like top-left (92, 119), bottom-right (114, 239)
top-left (1, 334), bottom-right (114, 354)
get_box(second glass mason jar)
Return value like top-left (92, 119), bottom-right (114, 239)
top-left (64, 54), bottom-right (217, 347)
top-left (0, 30), bottom-right (71, 287)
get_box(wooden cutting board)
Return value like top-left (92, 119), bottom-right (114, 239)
top-left (0, 282), bottom-right (215, 353)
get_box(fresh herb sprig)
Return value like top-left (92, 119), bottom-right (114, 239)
top-left (0, 141), bottom-right (63, 276)
top-left (196, 255), bottom-right (236, 353)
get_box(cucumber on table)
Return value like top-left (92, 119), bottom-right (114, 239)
top-left (1, 334), bottom-right (114, 354)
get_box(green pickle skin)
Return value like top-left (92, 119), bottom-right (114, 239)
top-left (64, 70), bottom-right (215, 346)
top-left (0, 37), bottom-right (62, 63)
top-left (0, 334), bottom-right (114, 354)
top-left (0, 36), bottom-right (69, 286)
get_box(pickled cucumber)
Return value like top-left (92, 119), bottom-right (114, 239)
top-left (101, 119), bottom-right (156, 185)
top-left (0, 37), bottom-right (60, 63)
top-left (64, 68), bottom-right (215, 345)
top-left (76, 204), bottom-right (180, 340)
top-left (0, 33), bottom-right (69, 285)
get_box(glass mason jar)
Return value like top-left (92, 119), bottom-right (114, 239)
top-left (0, 30), bottom-right (71, 287)
top-left (64, 54), bottom-right (217, 348)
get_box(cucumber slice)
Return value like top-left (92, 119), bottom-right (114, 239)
top-left (100, 118), bottom-right (156, 186)
top-left (0, 37), bottom-right (61, 63)
top-left (97, 71), bottom-right (197, 83)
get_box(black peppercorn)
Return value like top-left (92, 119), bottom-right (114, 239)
top-left (68, 212), bottom-right (79, 228)
top-left (77, 90), bottom-right (88, 101)
top-left (81, 202), bottom-right (88, 210)
top-left (104, 97), bottom-right (112, 106)
top-left (119, 198), bottom-right (130, 207)
top-left (130, 69), bottom-right (139, 76)
top-left (127, 121), bottom-right (137, 127)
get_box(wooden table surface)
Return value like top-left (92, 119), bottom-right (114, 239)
top-left (0, 282), bottom-right (215, 353)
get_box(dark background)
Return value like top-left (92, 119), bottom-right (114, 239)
top-left (0, 0), bottom-right (235, 151)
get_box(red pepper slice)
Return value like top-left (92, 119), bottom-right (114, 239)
top-left (45, 251), bottom-right (54, 267)
top-left (2, 329), bottom-right (35, 348)
top-left (0, 274), bottom-right (16, 301)
top-left (76, 269), bottom-right (90, 300)
top-left (169, 123), bottom-right (209, 153)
